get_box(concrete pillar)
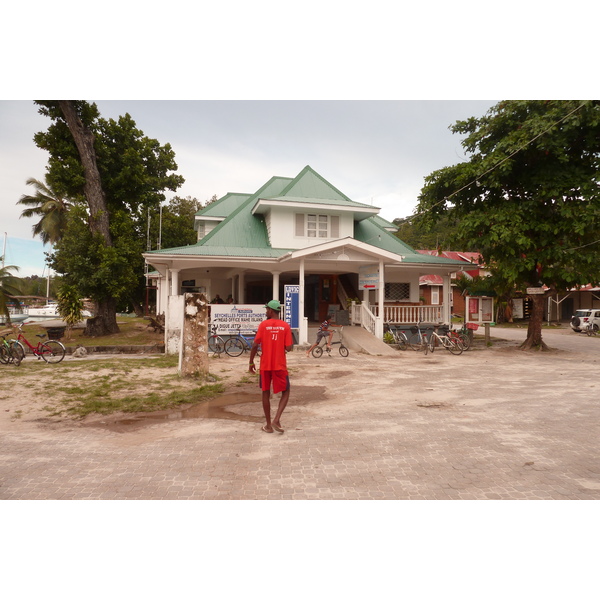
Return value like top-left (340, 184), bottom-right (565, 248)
top-left (442, 274), bottom-right (451, 324)
top-left (272, 272), bottom-right (280, 300)
top-left (179, 293), bottom-right (209, 377)
top-left (238, 272), bottom-right (245, 303)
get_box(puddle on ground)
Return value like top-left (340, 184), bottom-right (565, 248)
top-left (87, 385), bottom-right (326, 432)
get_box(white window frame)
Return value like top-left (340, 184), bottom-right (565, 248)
top-left (296, 213), bottom-right (339, 239)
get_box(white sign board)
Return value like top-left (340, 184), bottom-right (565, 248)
top-left (527, 287), bottom-right (545, 295)
top-left (209, 304), bottom-right (265, 334)
top-left (359, 264), bottom-right (380, 290)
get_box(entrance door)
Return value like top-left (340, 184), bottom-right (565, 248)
top-left (318, 275), bottom-right (338, 322)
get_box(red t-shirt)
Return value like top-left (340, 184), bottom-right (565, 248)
top-left (254, 317), bottom-right (293, 371)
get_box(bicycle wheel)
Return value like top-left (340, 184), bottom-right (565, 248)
top-left (339, 345), bottom-right (349, 357)
top-left (0, 345), bottom-right (8, 364)
top-left (40, 340), bottom-right (66, 364)
top-left (396, 333), bottom-right (408, 350)
top-left (208, 335), bottom-right (225, 354)
top-left (11, 341), bottom-right (25, 362)
top-left (446, 338), bottom-right (463, 355)
top-left (312, 345), bottom-right (323, 358)
top-left (458, 333), bottom-right (471, 350)
top-left (408, 333), bottom-right (424, 351)
top-left (10, 346), bottom-right (21, 366)
top-left (225, 337), bottom-right (244, 357)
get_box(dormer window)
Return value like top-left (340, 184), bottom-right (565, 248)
top-left (295, 213), bottom-right (340, 238)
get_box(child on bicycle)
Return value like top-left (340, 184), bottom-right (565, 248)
top-left (306, 314), bottom-right (337, 357)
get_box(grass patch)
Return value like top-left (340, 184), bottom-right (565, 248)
top-left (56, 382), bottom-right (225, 417)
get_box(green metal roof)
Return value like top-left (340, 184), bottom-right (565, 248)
top-left (149, 165), bottom-right (474, 270)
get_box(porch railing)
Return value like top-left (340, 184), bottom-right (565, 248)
top-left (359, 303), bottom-right (377, 335)
top-left (379, 304), bottom-right (443, 324)
top-left (351, 302), bottom-right (443, 325)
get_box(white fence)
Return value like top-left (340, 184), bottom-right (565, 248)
top-left (352, 302), bottom-right (443, 325)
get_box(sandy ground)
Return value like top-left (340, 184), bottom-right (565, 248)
top-left (1, 327), bottom-right (597, 440)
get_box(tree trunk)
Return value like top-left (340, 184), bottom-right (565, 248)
top-left (57, 101), bottom-right (112, 244)
top-left (84, 297), bottom-right (120, 336)
top-left (521, 294), bottom-right (549, 351)
top-left (58, 101), bottom-right (119, 336)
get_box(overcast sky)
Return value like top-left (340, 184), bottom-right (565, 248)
top-left (1, 100), bottom-right (497, 277)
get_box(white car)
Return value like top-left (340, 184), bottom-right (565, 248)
top-left (570, 309), bottom-right (600, 333)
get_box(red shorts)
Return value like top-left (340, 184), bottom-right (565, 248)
top-left (259, 370), bottom-right (290, 394)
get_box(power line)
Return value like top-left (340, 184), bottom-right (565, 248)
top-left (409, 101), bottom-right (589, 220)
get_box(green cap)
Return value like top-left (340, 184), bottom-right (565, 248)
top-left (264, 300), bottom-right (281, 311)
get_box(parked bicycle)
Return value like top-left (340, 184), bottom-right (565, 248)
top-left (384, 321), bottom-right (408, 350)
top-left (427, 324), bottom-right (464, 355)
top-left (10, 323), bottom-right (66, 364)
top-left (586, 322), bottom-right (599, 337)
top-left (448, 323), bottom-right (471, 350)
top-left (207, 324), bottom-right (226, 354)
top-left (224, 331), bottom-right (261, 357)
top-left (311, 326), bottom-right (349, 358)
top-left (0, 333), bottom-right (22, 366)
top-left (407, 321), bottom-right (429, 354)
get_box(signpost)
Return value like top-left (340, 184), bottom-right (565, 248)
top-left (284, 285), bottom-right (299, 328)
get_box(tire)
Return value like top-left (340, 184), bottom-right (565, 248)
top-left (408, 333), bottom-right (424, 351)
top-left (10, 347), bottom-right (21, 366)
top-left (39, 340), bottom-right (66, 364)
top-left (571, 317), bottom-right (580, 328)
top-left (339, 345), bottom-right (349, 357)
top-left (0, 345), bottom-right (8, 364)
top-left (459, 333), bottom-right (471, 350)
top-left (208, 335), bottom-right (225, 354)
top-left (224, 337), bottom-right (244, 357)
top-left (447, 338), bottom-right (463, 355)
top-left (11, 341), bottom-right (25, 362)
top-left (312, 345), bottom-right (323, 358)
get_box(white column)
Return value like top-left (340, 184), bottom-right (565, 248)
top-left (170, 269), bottom-right (181, 296)
top-left (442, 274), bottom-right (451, 324)
top-left (238, 272), bottom-right (245, 303)
top-left (272, 271), bottom-right (280, 301)
top-left (375, 259), bottom-right (385, 338)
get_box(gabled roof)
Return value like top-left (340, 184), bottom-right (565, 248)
top-left (146, 166), bottom-right (476, 271)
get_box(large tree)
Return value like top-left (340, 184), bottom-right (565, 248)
top-left (34, 101), bottom-right (184, 335)
top-left (417, 100), bottom-right (600, 350)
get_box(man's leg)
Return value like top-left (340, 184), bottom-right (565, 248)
top-left (261, 389), bottom-right (273, 432)
top-left (273, 389), bottom-right (289, 431)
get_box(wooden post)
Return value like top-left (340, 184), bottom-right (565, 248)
top-left (179, 293), bottom-right (209, 377)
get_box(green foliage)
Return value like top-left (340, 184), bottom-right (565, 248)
top-left (33, 101), bottom-right (185, 319)
top-left (417, 100), bottom-right (600, 292)
top-left (17, 176), bottom-right (73, 245)
top-left (56, 284), bottom-right (84, 327)
top-left (393, 213), bottom-right (466, 250)
top-left (0, 264), bottom-right (23, 318)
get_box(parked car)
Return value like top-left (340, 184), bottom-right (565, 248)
top-left (570, 309), bottom-right (600, 332)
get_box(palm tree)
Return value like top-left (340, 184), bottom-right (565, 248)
top-left (0, 263), bottom-right (22, 322)
top-left (18, 177), bottom-right (72, 244)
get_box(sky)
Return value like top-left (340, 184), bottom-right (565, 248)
top-left (1, 99), bottom-right (498, 277)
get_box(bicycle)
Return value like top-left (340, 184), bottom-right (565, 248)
top-left (407, 321), bottom-right (429, 354)
top-left (448, 324), bottom-right (471, 350)
top-left (207, 324), bottom-right (226, 354)
top-left (0, 333), bottom-right (22, 366)
top-left (10, 323), bottom-right (66, 364)
top-left (224, 331), bottom-right (261, 357)
top-left (427, 324), bottom-right (463, 355)
top-left (311, 326), bottom-right (349, 358)
top-left (384, 321), bottom-right (408, 350)
top-left (586, 322), bottom-right (599, 337)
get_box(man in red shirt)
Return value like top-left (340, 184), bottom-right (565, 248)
top-left (249, 300), bottom-right (294, 433)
